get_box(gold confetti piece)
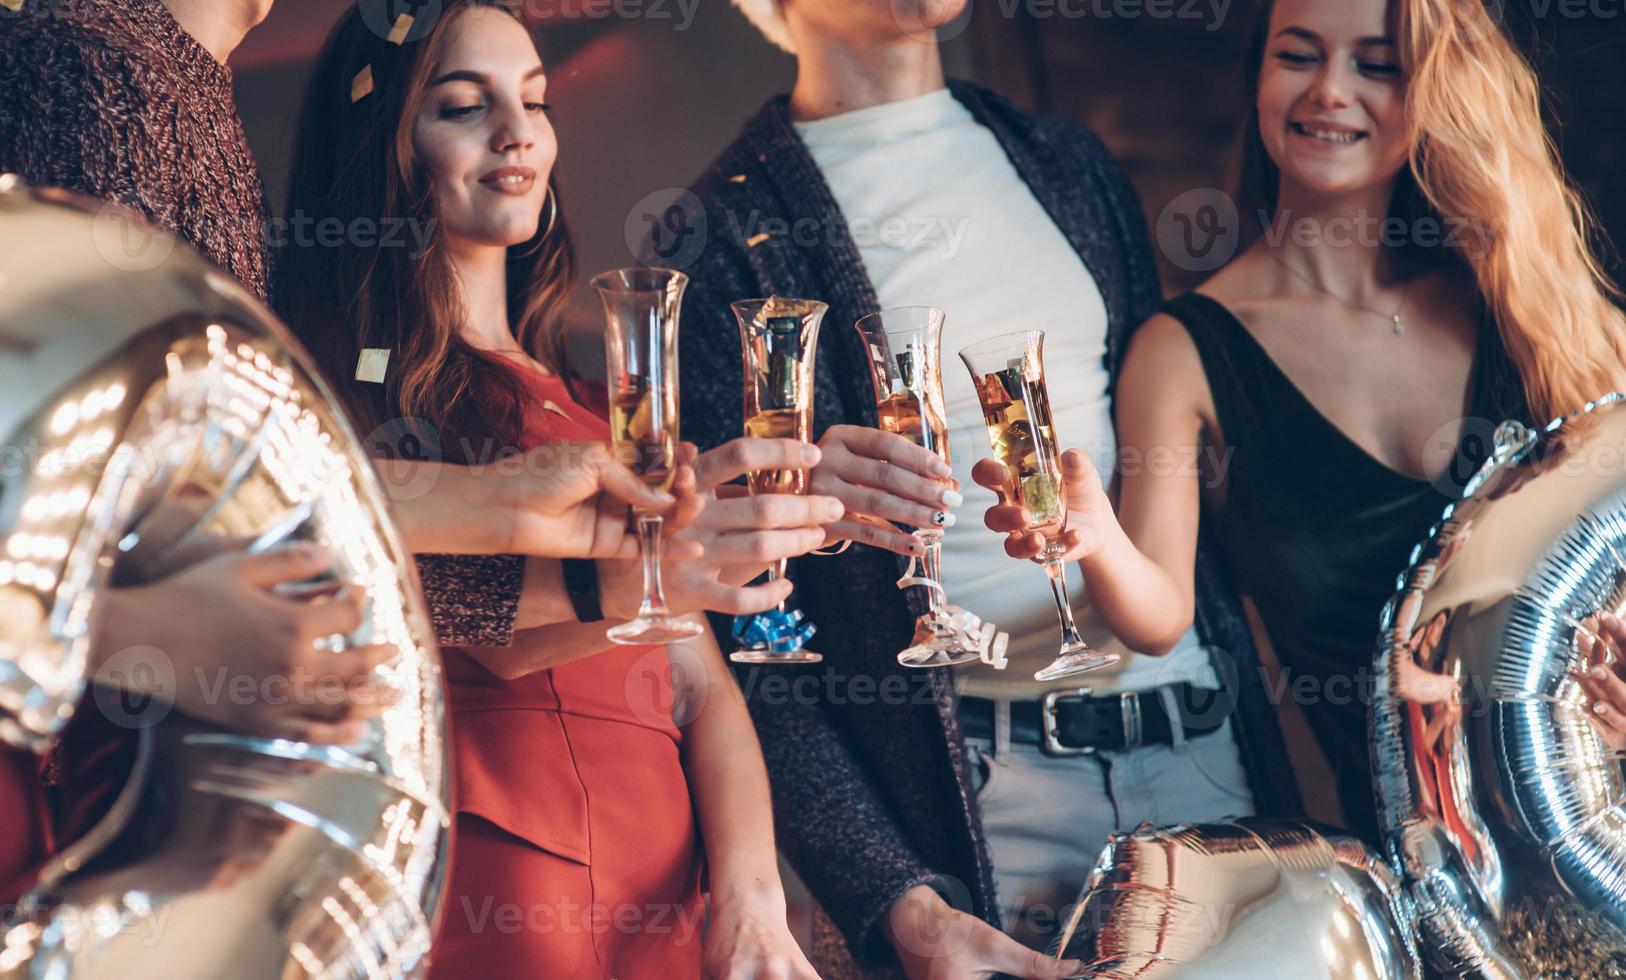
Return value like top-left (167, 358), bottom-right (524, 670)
top-left (355, 348), bottom-right (390, 383)
top-left (351, 65), bottom-right (375, 103)
top-left (728, 174), bottom-right (747, 184)
top-left (0, 0), bottom-right (24, 12)
top-left (386, 13), bottom-right (414, 45)
top-left (746, 232), bottom-right (771, 248)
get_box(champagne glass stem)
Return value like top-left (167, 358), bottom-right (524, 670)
top-left (634, 510), bottom-right (673, 618)
top-left (1044, 557), bottom-right (1086, 651)
top-left (769, 557), bottom-right (789, 613)
top-left (919, 535), bottom-right (946, 615)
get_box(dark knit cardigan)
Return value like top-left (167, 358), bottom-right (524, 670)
top-left (665, 81), bottom-right (1303, 970)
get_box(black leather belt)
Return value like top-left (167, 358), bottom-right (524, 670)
top-left (958, 683), bottom-right (1227, 756)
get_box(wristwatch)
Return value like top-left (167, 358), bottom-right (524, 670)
top-left (562, 558), bottom-right (604, 623)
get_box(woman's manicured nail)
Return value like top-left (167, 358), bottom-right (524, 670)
top-left (933, 511), bottom-right (956, 528)
top-left (1597, 703), bottom-right (1611, 715)
top-left (942, 489), bottom-right (964, 508)
top-left (931, 459), bottom-right (952, 477)
top-left (1594, 666), bottom-right (1610, 681)
top-left (823, 500), bottom-right (844, 521)
top-left (801, 444), bottom-right (820, 465)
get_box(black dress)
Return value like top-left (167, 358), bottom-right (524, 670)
top-left (1162, 291), bottom-right (1530, 842)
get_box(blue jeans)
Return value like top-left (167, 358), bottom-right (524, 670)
top-left (964, 708), bottom-right (1254, 949)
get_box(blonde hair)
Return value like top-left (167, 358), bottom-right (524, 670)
top-left (1397, 0), bottom-right (1626, 421)
top-left (1238, 0), bottom-right (1626, 421)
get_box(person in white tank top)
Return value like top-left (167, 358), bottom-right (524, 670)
top-left (688, 2), bottom-right (1267, 975)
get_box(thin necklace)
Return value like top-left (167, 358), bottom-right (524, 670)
top-left (1266, 250), bottom-right (1413, 337)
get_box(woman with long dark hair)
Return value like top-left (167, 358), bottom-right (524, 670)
top-left (977, 0), bottom-right (1626, 842)
top-left (278, 3), bottom-right (825, 974)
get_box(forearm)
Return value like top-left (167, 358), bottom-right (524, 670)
top-left (459, 617), bottom-right (625, 679)
top-left (1078, 522), bottom-right (1193, 654)
top-left (472, 559), bottom-right (689, 676)
top-left (678, 628), bottom-right (783, 898)
top-left (379, 461), bottom-right (509, 555)
top-left (513, 547), bottom-right (733, 631)
top-left (513, 558), bottom-right (586, 630)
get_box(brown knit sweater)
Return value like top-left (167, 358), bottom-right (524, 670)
top-left (0, 0), bottom-right (523, 645)
top-left (0, 0), bottom-right (270, 299)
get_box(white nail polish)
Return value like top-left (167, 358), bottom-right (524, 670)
top-left (942, 489), bottom-right (964, 508)
top-left (933, 511), bottom-right (957, 528)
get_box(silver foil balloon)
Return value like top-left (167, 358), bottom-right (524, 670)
top-left (0, 179), bottom-right (450, 977)
top-left (1054, 818), bottom-right (1420, 979)
top-left (1373, 394), bottom-right (1626, 977)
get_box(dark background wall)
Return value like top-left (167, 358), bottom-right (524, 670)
top-left (235, 1), bottom-right (1626, 320)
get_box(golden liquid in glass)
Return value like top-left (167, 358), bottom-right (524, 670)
top-left (609, 382), bottom-right (678, 492)
top-left (876, 390), bottom-right (951, 466)
top-left (744, 407), bottom-right (807, 495)
top-left (972, 369), bottom-right (1065, 539)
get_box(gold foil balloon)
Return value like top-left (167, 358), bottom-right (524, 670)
top-left (1056, 818), bottom-right (1420, 979)
top-left (1373, 396), bottom-right (1626, 977)
top-left (0, 179), bottom-right (450, 977)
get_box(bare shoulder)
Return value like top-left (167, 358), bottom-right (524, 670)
top-left (1120, 310), bottom-right (1214, 430)
top-left (1124, 311), bottom-right (1204, 380)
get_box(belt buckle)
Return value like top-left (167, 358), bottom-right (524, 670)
top-left (1040, 687), bottom-right (1094, 756)
top-left (1120, 691), bottom-right (1144, 749)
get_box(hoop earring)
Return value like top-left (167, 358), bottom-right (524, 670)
top-left (516, 189), bottom-right (558, 258)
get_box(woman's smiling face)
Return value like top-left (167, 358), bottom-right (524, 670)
top-left (1256, 0), bottom-right (1411, 201)
top-left (410, 7), bottom-right (556, 254)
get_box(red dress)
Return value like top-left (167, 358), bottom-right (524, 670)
top-left (429, 371), bottom-right (703, 978)
top-left (0, 748), bottom-right (49, 902)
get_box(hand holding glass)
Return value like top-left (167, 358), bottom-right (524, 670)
top-left (594, 267), bottom-right (703, 645)
top-left (730, 297), bottom-right (828, 663)
top-left (856, 307), bottom-right (990, 668)
top-left (959, 330), bottom-right (1119, 680)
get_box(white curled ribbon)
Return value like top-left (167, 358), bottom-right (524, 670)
top-left (897, 555), bottom-right (1010, 670)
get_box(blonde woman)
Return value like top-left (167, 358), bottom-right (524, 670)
top-left (976, 0), bottom-right (1626, 842)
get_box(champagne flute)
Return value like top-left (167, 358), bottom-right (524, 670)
top-left (594, 267), bottom-right (703, 645)
top-left (730, 297), bottom-right (828, 664)
top-left (959, 330), bottom-right (1119, 680)
top-left (856, 307), bottom-right (987, 668)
